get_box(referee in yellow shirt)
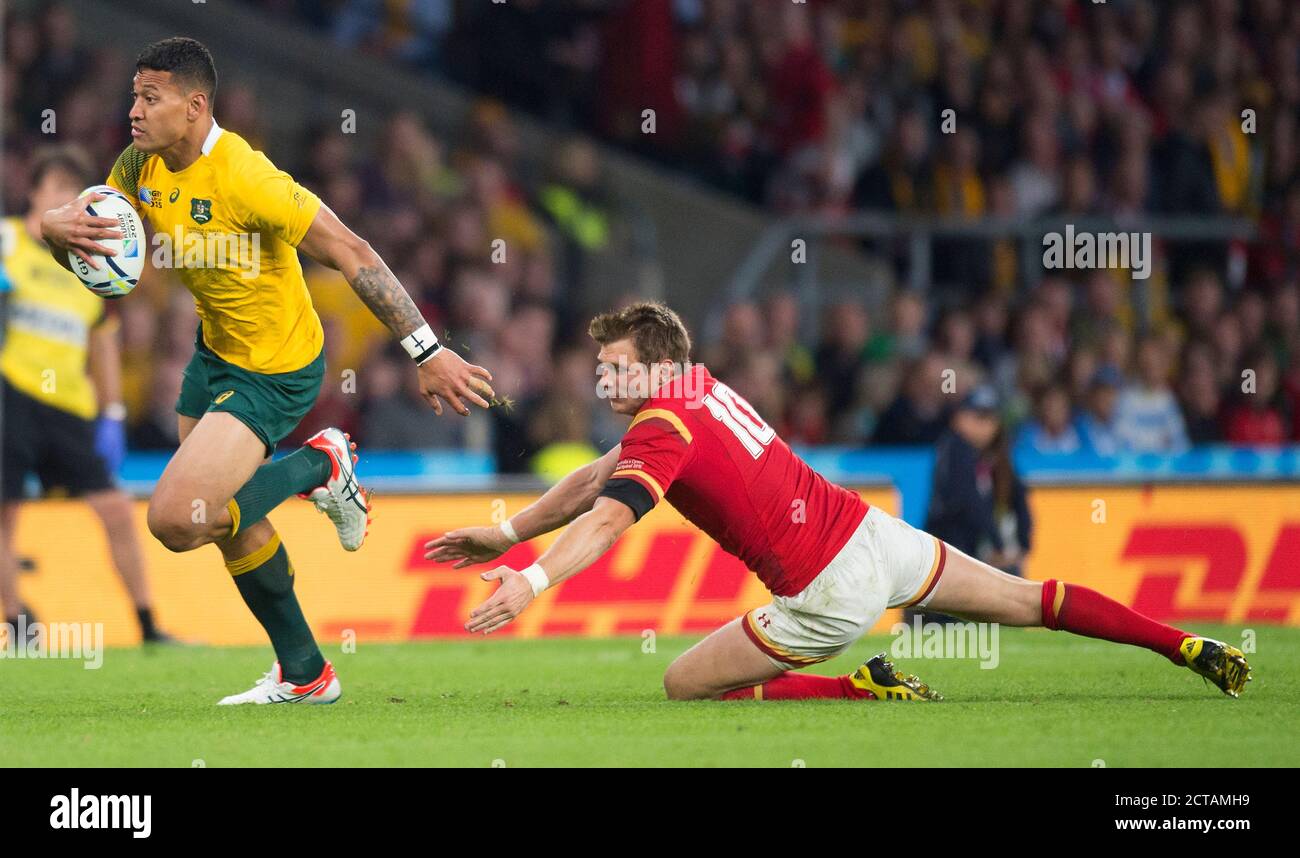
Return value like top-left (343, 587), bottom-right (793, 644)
top-left (0, 146), bottom-right (174, 644)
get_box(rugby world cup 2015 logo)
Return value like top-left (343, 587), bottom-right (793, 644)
top-left (190, 197), bottom-right (213, 224)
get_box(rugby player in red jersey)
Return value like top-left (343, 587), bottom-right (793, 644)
top-left (426, 302), bottom-right (1252, 701)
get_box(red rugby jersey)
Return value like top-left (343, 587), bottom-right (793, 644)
top-left (598, 363), bottom-right (868, 597)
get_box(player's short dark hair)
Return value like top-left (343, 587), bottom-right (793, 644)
top-left (589, 301), bottom-right (692, 365)
top-left (30, 144), bottom-right (94, 190)
top-left (136, 37), bottom-right (217, 101)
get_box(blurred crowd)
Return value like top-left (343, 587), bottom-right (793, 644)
top-left (247, 0), bottom-right (1300, 453)
top-left (5, 0), bottom-right (1300, 480)
top-left (708, 271), bottom-right (1300, 454)
top-left (262, 2), bottom-right (1300, 219)
top-left (652, 0), bottom-right (1298, 224)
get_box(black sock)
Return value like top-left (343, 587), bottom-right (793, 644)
top-left (227, 535), bottom-right (325, 685)
top-left (227, 447), bottom-right (332, 537)
top-left (136, 607), bottom-right (157, 640)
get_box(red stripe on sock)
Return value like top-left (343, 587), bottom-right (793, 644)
top-left (1041, 579), bottom-right (1060, 630)
top-left (718, 673), bottom-right (873, 700)
top-left (1044, 579), bottom-right (1190, 664)
top-left (718, 686), bottom-right (758, 701)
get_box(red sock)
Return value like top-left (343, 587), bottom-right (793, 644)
top-left (1041, 579), bottom-right (1190, 664)
top-left (718, 672), bottom-right (874, 701)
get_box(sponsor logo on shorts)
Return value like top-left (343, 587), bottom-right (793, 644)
top-left (213, 390), bottom-right (235, 405)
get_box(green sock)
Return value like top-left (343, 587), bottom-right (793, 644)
top-left (227, 447), bottom-right (331, 536)
top-left (227, 535), bottom-right (324, 685)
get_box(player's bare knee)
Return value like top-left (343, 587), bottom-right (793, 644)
top-left (662, 666), bottom-right (687, 700)
top-left (146, 507), bottom-right (202, 553)
top-left (662, 662), bottom-right (707, 701)
top-left (153, 524), bottom-right (201, 553)
top-left (663, 678), bottom-right (708, 701)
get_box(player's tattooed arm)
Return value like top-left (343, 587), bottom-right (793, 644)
top-left (298, 203), bottom-right (493, 416)
top-left (349, 263), bottom-right (424, 336)
top-left (296, 202), bottom-right (424, 337)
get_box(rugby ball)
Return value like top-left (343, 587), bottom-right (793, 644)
top-left (69, 185), bottom-right (144, 298)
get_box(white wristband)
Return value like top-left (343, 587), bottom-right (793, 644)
top-left (499, 518), bottom-right (520, 544)
top-left (518, 563), bottom-right (549, 597)
top-left (400, 323), bottom-right (441, 364)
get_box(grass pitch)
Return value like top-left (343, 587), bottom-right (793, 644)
top-left (1, 624), bottom-right (1296, 767)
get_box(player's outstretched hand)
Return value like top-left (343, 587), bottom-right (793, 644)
top-left (424, 524), bottom-right (514, 568)
top-left (465, 566), bottom-right (534, 635)
top-left (417, 348), bottom-right (494, 416)
top-left (41, 193), bottom-right (123, 269)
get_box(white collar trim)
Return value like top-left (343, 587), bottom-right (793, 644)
top-left (200, 120), bottom-right (224, 156)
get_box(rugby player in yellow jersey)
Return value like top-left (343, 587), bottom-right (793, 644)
top-left (1, 146), bottom-right (176, 646)
top-left (40, 37), bottom-right (493, 705)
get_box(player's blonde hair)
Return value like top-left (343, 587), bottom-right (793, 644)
top-left (588, 301), bottom-right (692, 365)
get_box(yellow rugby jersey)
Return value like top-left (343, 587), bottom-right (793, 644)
top-left (0, 216), bottom-right (109, 420)
top-left (106, 121), bottom-right (324, 373)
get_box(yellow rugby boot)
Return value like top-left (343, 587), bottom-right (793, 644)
top-left (848, 653), bottom-right (943, 701)
top-left (1179, 636), bottom-right (1252, 698)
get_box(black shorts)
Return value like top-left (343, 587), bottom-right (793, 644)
top-left (1, 380), bottom-right (113, 501)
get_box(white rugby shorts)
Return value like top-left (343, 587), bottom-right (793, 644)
top-left (742, 506), bottom-right (949, 668)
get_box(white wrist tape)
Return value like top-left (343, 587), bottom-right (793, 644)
top-left (518, 563), bottom-right (549, 597)
top-left (401, 323), bottom-right (441, 364)
top-left (499, 518), bottom-right (520, 544)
